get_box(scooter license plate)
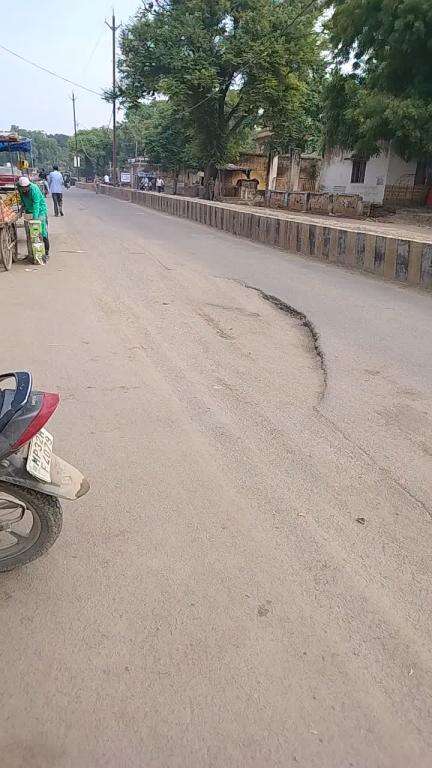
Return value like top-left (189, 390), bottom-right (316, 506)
top-left (26, 428), bottom-right (53, 483)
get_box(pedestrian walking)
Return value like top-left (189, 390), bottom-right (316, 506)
top-left (103, 174), bottom-right (110, 184)
top-left (48, 165), bottom-right (65, 217)
top-left (156, 176), bottom-right (165, 193)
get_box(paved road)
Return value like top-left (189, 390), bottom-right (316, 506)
top-left (1, 189), bottom-right (431, 768)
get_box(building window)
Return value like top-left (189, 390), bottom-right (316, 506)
top-left (351, 157), bottom-right (367, 184)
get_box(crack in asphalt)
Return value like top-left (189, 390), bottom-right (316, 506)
top-left (217, 277), bottom-right (431, 519)
top-left (216, 276), bottom-right (328, 400)
top-left (254, 289), bottom-right (328, 399)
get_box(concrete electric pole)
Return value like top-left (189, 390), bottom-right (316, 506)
top-left (105, 11), bottom-right (121, 185)
top-left (71, 92), bottom-right (80, 180)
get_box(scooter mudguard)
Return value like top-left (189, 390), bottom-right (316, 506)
top-left (0, 450), bottom-right (90, 500)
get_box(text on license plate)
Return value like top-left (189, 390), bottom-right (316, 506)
top-left (26, 428), bottom-right (53, 483)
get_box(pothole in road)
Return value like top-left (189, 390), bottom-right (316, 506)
top-left (255, 289), bottom-right (328, 399)
top-left (214, 275), bottom-right (327, 401)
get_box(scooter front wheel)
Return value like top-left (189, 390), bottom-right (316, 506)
top-left (0, 483), bottom-right (62, 572)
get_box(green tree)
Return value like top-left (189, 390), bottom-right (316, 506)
top-left (68, 127), bottom-right (112, 177)
top-left (118, 104), bottom-right (156, 161)
top-left (119, 0), bottom-right (324, 184)
top-left (137, 101), bottom-right (195, 192)
top-left (10, 126), bottom-right (68, 169)
top-left (324, 0), bottom-right (432, 159)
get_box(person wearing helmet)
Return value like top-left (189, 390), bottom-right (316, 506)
top-left (17, 176), bottom-right (50, 262)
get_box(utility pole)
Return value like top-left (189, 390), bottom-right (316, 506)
top-left (71, 92), bottom-right (80, 180)
top-left (106, 11), bottom-right (121, 185)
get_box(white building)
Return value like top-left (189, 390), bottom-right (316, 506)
top-left (319, 144), bottom-right (431, 205)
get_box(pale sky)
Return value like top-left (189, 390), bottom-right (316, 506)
top-left (0, 0), bottom-right (140, 135)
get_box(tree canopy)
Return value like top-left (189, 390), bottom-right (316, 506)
top-left (118, 0), bottom-right (324, 176)
top-left (10, 126), bottom-right (68, 169)
top-left (68, 127), bottom-right (113, 177)
top-left (135, 101), bottom-right (194, 173)
top-left (323, 0), bottom-right (432, 159)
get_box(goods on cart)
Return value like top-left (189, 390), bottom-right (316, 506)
top-left (0, 195), bottom-right (18, 224)
top-left (0, 132), bottom-right (32, 271)
top-left (2, 190), bottom-right (20, 206)
top-left (28, 219), bottom-right (45, 264)
top-left (0, 131), bottom-right (19, 142)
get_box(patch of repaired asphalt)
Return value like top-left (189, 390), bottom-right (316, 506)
top-left (219, 277), bottom-right (328, 400)
top-left (254, 289), bottom-right (328, 398)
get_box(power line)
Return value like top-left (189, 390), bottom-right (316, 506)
top-left (0, 43), bottom-right (102, 96)
top-left (285, 0), bottom-right (322, 28)
top-left (182, 92), bottom-right (216, 115)
top-left (81, 28), bottom-right (105, 77)
top-left (71, 93), bottom-right (80, 180)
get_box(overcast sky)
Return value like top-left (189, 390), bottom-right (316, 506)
top-left (1, 0), bottom-right (140, 135)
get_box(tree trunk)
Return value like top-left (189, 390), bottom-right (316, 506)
top-left (173, 171), bottom-right (179, 195)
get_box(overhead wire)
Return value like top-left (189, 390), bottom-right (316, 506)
top-left (284, 0), bottom-right (323, 28)
top-left (0, 43), bottom-right (102, 96)
top-left (81, 27), bottom-right (106, 78)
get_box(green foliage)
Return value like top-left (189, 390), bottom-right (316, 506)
top-left (10, 126), bottom-right (68, 169)
top-left (134, 101), bottom-right (195, 172)
top-left (324, 0), bottom-right (432, 159)
top-left (119, 0), bottom-right (324, 173)
top-left (68, 127), bottom-right (112, 176)
top-left (329, 0), bottom-right (432, 99)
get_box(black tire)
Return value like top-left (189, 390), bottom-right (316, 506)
top-left (0, 226), bottom-right (14, 271)
top-left (0, 483), bottom-right (62, 573)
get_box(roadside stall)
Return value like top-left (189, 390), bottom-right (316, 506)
top-left (0, 133), bottom-right (32, 271)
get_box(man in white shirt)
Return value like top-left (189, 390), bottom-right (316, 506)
top-left (103, 174), bottom-right (110, 184)
top-left (47, 165), bottom-right (65, 216)
top-left (156, 176), bottom-right (165, 193)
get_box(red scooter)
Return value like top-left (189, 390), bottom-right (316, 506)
top-left (0, 372), bottom-right (89, 572)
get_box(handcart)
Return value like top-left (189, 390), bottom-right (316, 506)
top-left (0, 135), bottom-right (32, 270)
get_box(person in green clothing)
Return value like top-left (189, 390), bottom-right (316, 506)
top-left (17, 176), bottom-right (50, 261)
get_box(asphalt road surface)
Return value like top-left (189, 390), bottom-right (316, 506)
top-left (1, 189), bottom-right (431, 768)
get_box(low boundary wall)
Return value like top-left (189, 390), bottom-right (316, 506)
top-left (76, 182), bottom-right (432, 289)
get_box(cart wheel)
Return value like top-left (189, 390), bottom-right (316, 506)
top-left (0, 225), bottom-right (16, 271)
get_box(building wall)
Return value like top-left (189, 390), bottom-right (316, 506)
top-left (298, 157), bottom-right (321, 192)
top-left (274, 155), bottom-right (293, 191)
top-left (319, 148), bottom-right (390, 204)
top-left (383, 153), bottom-right (425, 205)
top-left (386, 153), bottom-right (417, 187)
top-left (238, 153), bottom-right (268, 189)
top-left (272, 152), bottom-right (320, 193)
